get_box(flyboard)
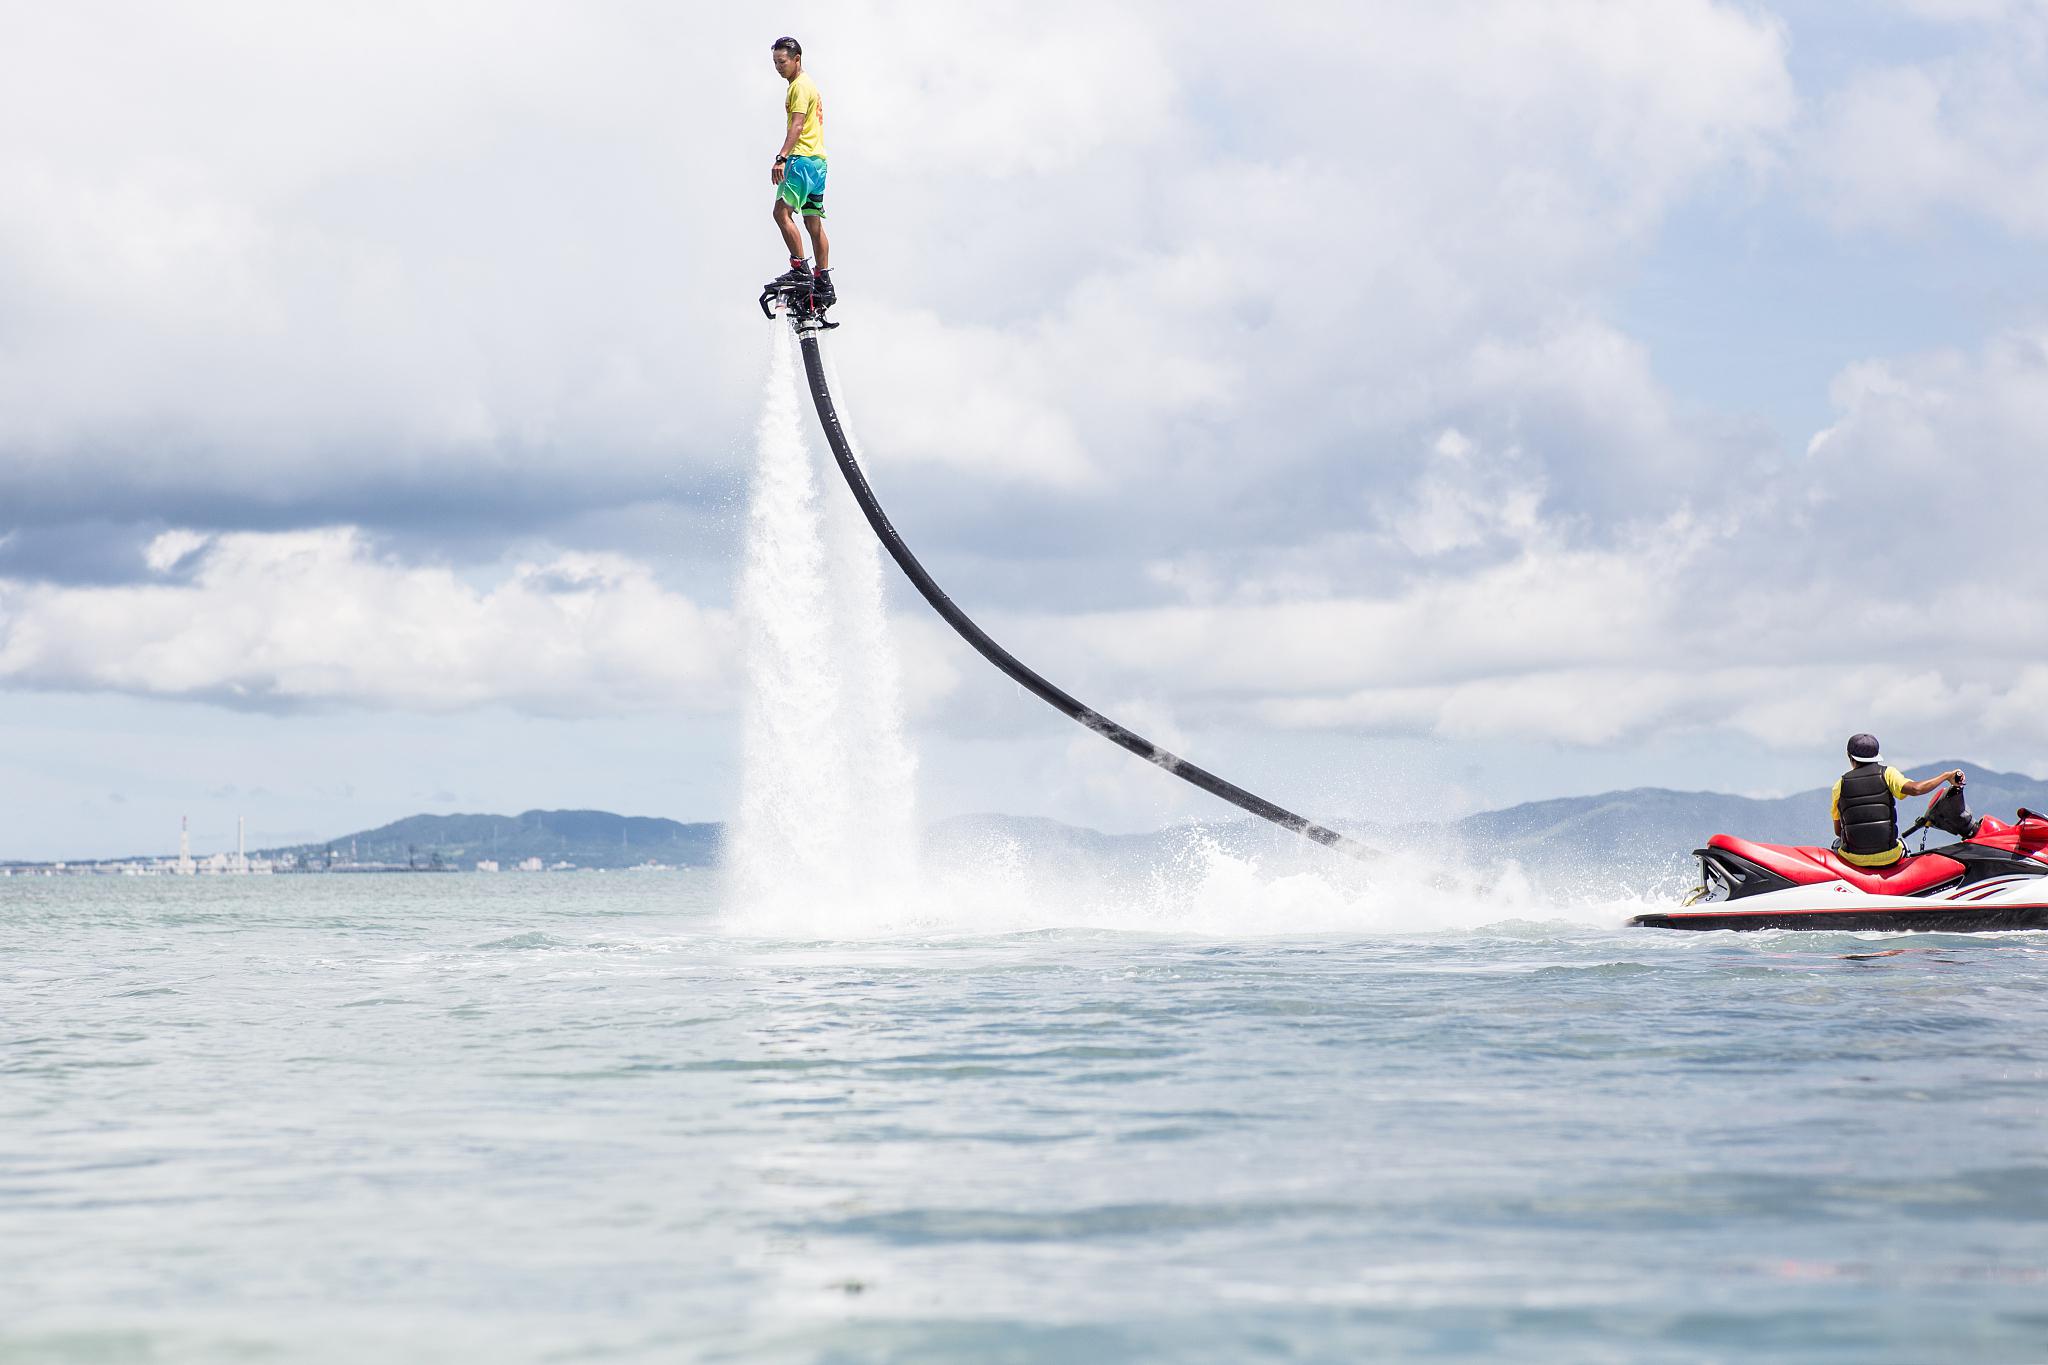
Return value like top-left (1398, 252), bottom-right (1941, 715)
top-left (761, 276), bottom-right (1375, 864)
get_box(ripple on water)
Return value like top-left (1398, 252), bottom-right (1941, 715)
top-left (467, 931), bottom-right (569, 951)
top-left (816, 1199), bottom-right (1348, 1245)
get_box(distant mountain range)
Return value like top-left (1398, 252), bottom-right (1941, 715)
top-left (256, 762), bottom-right (2048, 889)
top-left (259, 809), bottom-right (721, 870)
top-left (917, 763), bottom-right (2048, 895)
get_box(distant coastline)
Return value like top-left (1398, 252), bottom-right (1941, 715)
top-left (2, 809), bottom-right (721, 878)
top-left (9, 764), bottom-right (2046, 889)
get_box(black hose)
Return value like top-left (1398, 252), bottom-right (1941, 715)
top-left (796, 330), bottom-right (1374, 864)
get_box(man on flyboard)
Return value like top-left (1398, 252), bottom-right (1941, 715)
top-left (764, 36), bottom-right (834, 318)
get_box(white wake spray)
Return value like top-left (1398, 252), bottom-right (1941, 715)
top-left (728, 332), bottom-right (921, 926)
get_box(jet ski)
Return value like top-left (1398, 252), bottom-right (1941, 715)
top-left (1634, 782), bottom-right (2048, 932)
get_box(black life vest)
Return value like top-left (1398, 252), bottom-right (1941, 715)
top-left (1838, 763), bottom-right (1899, 855)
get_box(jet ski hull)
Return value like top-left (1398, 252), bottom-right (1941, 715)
top-left (1635, 814), bottom-right (2048, 933)
top-left (1634, 902), bottom-right (2048, 933)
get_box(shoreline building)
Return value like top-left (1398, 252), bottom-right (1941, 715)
top-left (167, 814), bottom-right (272, 876)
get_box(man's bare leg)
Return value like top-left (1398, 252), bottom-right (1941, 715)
top-left (802, 215), bottom-right (830, 272)
top-left (773, 201), bottom-right (804, 260)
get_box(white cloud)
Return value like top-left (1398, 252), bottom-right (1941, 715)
top-left (830, 5), bottom-right (1177, 177)
top-left (1255, 664), bottom-right (2048, 750)
top-left (833, 0), bottom-right (1794, 499)
top-left (1803, 328), bottom-right (2048, 562)
top-left (0, 528), bottom-right (733, 713)
top-left (0, 4), bottom-right (762, 521)
top-left (1885, 0), bottom-right (2037, 22)
top-left (1801, 14), bottom-right (2048, 235)
top-left (1382, 430), bottom-right (1546, 558)
top-left (1463, 320), bottom-right (1727, 513)
top-left (961, 347), bottom-right (2048, 752)
top-left (1016, 523), bottom-right (1704, 701)
top-left (823, 307), bottom-right (1099, 488)
top-left (142, 529), bottom-right (211, 574)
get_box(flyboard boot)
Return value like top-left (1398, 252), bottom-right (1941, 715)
top-left (758, 259), bottom-right (837, 329)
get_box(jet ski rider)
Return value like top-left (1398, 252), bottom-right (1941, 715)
top-left (1831, 733), bottom-right (1965, 869)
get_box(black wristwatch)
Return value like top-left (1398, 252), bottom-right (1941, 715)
top-left (774, 155), bottom-right (787, 165)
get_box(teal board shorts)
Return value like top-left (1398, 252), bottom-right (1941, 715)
top-left (777, 155), bottom-right (827, 217)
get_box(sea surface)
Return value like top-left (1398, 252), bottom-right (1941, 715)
top-left (5, 872), bottom-right (2048, 1362)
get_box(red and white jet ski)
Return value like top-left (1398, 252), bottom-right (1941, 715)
top-left (1634, 784), bottom-right (2048, 932)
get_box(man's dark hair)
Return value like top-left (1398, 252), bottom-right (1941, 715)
top-left (771, 36), bottom-right (802, 57)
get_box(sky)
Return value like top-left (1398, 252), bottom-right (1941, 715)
top-left (5, 0), bottom-right (2048, 860)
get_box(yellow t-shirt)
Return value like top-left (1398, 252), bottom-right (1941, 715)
top-left (784, 72), bottom-right (825, 160)
top-left (1830, 766), bottom-right (1909, 866)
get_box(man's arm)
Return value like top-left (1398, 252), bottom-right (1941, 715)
top-left (1900, 769), bottom-right (1965, 798)
top-left (772, 110), bottom-right (806, 183)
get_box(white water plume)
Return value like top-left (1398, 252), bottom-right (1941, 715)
top-left (817, 349), bottom-right (921, 890)
top-left (729, 332), bottom-right (920, 924)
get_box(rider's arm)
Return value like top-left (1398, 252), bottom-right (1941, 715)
top-left (1899, 769), bottom-right (1965, 798)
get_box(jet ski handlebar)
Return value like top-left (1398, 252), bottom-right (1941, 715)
top-left (1907, 779), bottom-right (1981, 840)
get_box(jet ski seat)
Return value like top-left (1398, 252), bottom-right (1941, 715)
top-left (1707, 835), bottom-right (1967, 896)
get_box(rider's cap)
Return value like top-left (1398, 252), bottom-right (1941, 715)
top-left (1847, 733), bottom-right (1883, 764)
top-left (771, 36), bottom-right (801, 55)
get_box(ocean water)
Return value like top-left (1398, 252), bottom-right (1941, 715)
top-left (5, 872), bottom-right (2048, 1363)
